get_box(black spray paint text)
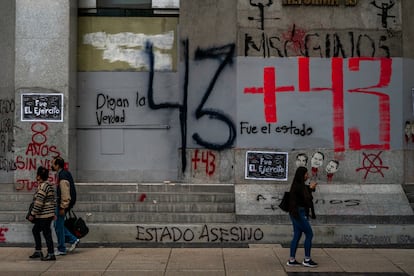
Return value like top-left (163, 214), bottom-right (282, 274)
top-left (136, 224), bottom-right (264, 243)
top-left (95, 93), bottom-right (128, 125)
top-left (240, 121), bottom-right (313, 136)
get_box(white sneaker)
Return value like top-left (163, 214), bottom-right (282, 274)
top-left (67, 239), bottom-right (80, 252)
top-left (54, 249), bottom-right (66, 256)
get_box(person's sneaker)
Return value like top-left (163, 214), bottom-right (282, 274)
top-left (68, 239), bottom-right (80, 252)
top-left (54, 249), bottom-right (66, 256)
top-left (286, 259), bottom-right (301, 266)
top-left (41, 253), bottom-right (56, 261)
top-left (302, 259), bottom-right (318, 267)
top-left (29, 251), bottom-right (43, 259)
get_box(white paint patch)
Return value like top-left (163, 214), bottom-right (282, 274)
top-left (152, 0), bottom-right (179, 8)
top-left (83, 31), bottom-right (175, 70)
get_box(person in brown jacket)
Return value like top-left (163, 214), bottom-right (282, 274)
top-left (28, 166), bottom-right (56, 261)
top-left (52, 156), bottom-right (79, 255)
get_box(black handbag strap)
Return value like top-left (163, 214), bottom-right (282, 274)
top-left (65, 209), bottom-right (77, 220)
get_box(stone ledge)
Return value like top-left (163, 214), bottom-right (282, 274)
top-left (236, 215), bottom-right (414, 224)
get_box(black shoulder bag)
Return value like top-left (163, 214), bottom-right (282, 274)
top-left (65, 210), bottom-right (89, 238)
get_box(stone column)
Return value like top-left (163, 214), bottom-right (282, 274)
top-left (14, 0), bottom-right (77, 188)
top-left (0, 0), bottom-right (15, 183)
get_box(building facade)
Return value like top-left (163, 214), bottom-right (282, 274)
top-left (1, 1), bottom-right (414, 244)
top-left (2, 0), bottom-right (414, 184)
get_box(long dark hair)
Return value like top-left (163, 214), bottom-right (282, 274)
top-left (289, 166), bottom-right (313, 213)
top-left (290, 166), bottom-right (308, 192)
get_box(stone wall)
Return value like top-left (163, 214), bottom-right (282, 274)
top-left (12, 0), bottom-right (77, 188)
top-left (0, 0), bottom-right (15, 183)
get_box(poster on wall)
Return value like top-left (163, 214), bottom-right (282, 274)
top-left (245, 151), bottom-right (288, 181)
top-left (21, 93), bottom-right (63, 122)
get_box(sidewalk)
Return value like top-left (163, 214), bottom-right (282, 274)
top-left (0, 245), bottom-right (412, 275)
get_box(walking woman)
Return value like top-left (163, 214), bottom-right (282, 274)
top-left (287, 166), bottom-right (318, 267)
top-left (27, 166), bottom-right (56, 261)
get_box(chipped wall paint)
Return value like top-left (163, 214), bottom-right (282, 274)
top-left (152, 0), bottom-right (179, 8)
top-left (78, 17), bottom-right (178, 71)
top-left (83, 30), bottom-right (174, 70)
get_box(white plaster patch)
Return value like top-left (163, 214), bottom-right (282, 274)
top-left (152, 0), bottom-right (179, 8)
top-left (83, 31), bottom-right (175, 70)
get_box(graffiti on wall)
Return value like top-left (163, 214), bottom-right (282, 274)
top-left (371, 0), bottom-right (396, 29)
top-left (257, 192), bottom-right (360, 212)
top-left (94, 92), bottom-right (147, 126)
top-left (355, 151), bottom-right (389, 180)
top-left (96, 93), bottom-right (128, 125)
top-left (146, 40), bottom-right (236, 172)
top-left (240, 121), bottom-right (313, 137)
top-left (74, 1), bottom-right (403, 183)
top-left (15, 122), bottom-right (62, 191)
top-left (136, 224), bottom-right (264, 243)
top-left (341, 233), bottom-right (414, 245)
top-left (191, 149), bottom-right (216, 176)
top-left (246, 25), bottom-right (392, 58)
top-left (0, 98), bottom-right (15, 173)
top-left (245, 1), bottom-right (397, 58)
top-left (243, 57), bottom-right (392, 154)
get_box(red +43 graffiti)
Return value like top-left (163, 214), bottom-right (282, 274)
top-left (191, 149), bottom-right (216, 176)
top-left (244, 57), bottom-right (392, 153)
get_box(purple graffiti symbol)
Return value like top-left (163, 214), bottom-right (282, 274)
top-left (356, 151), bottom-right (389, 179)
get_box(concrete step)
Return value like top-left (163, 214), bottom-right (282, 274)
top-left (77, 202), bottom-right (235, 213)
top-left (76, 183), bottom-right (235, 193)
top-left (76, 192), bottom-right (235, 203)
top-left (1, 201), bottom-right (235, 213)
top-left (0, 193), bottom-right (33, 202)
top-left (0, 183), bottom-right (235, 193)
top-left (0, 191), bottom-right (234, 203)
top-left (0, 183), bottom-right (236, 224)
top-left (84, 212), bottom-right (236, 223)
top-left (0, 211), bottom-right (236, 223)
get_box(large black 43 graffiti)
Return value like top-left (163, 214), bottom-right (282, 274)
top-left (145, 39), bottom-right (236, 172)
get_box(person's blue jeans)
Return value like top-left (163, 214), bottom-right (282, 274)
top-left (54, 207), bottom-right (78, 252)
top-left (289, 207), bottom-right (314, 259)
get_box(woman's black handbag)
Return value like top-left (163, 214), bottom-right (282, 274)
top-left (278, 192), bottom-right (290, 212)
top-left (65, 210), bottom-right (89, 238)
top-left (25, 202), bottom-right (34, 223)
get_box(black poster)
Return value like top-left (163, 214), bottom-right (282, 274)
top-left (245, 151), bottom-right (288, 180)
top-left (21, 93), bottom-right (63, 122)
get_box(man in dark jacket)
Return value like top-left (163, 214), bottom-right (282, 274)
top-left (51, 156), bottom-right (79, 255)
